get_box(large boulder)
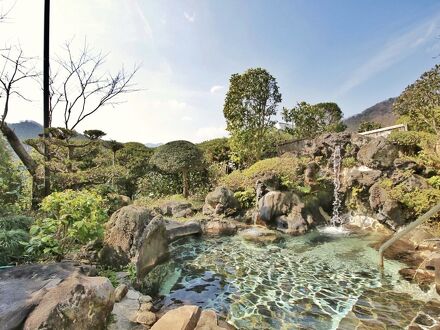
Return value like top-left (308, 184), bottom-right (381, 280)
top-left (203, 187), bottom-right (240, 216)
top-left (99, 206), bottom-right (169, 280)
top-left (357, 138), bottom-right (398, 169)
top-left (166, 220), bottom-right (202, 242)
top-left (256, 191), bottom-right (311, 235)
top-left (342, 166), bottom-right (382, 190)
top-left (0, 263), bottom-right (114, 330)
top-left (202, 219), bottom-right (239, 236)
top-left (369, 182), bottom-right (408, 229)
top-left (99, 205), bottom-right (153, 267)
top-left (23, 273), bottom-right (114, 330)
top-left (135, 217), bottom-right (170, 280)
top-left (257, 191), bottom-right (300, 222)
top-left (160, 201), bottom-right (194, 218)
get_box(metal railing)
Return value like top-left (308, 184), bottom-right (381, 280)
top-left (379, 203), bottom-right (440, 269)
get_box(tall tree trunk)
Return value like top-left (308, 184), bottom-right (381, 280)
top-left (112, 151), bottom-right (116, 187)
top-left (182, 169), bottom-right (189, 198)
top-left (43, 0), bottom-right (51, 197)
top-left (0, 123), bottom-right (43, 208)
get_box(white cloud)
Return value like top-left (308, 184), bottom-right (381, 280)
top-left (338, 14), bottom-right (440, 96)
top-left (181, 116), bottom-right (193, 121)
top-left (183, 11), bottom-right (195, 23)
top-left (210, 85), bottom-right (224, 94)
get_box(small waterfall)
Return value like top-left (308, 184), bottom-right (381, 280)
top-left (330, 145), bottom-right (343, 226)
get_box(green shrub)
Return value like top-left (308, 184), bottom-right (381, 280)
top-left (387, 131), bottom-right (436, 155)
top-left (389, 186), bottom-right (440, 216)
top-left (0, 215), bottom-right (33, 231)
top-left (234, 189), bottom-right (256, 209)
top-left (220, 156), bottom-right (307, 191)
top-left (97, 267), bottom-right (119, 287)
top-left (26, 190), bottom-right (107, 259)
top-left (0, 228), bottom-right (29, 265)
top-left (342, 156), bottom-right (357, 168)
top-left (427, 176), bottom-right (440, 189)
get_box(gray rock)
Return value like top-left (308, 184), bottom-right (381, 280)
top-left (0, 263), bottom-right (76, 330)
top-left (135, 216), bottom-right (169, 280)
top-left (256, 191), bottom-right (311, 235)
top-left (342, 166), bottom-right (382, 189)
top-left (165, 220), bottom-right (202, 242)
top-left (99, 205), bottom-right (153, 268)
top-left (202, 219), bottom-right (238, 236)
top-left (203, 186), bottom-right (240, 216)
top-left (369, 182), bottom-right (408, 229)
top-left (23, 273), bottom-right (114, 330)
top-left (114, 284), bottom-right (129, 302)
top-left (136, 310), bottom-right (156, 326)
top-left (238, 227), bottom-right (280, 244)
top-left (99, 206), bottom-right (169, 280)
top-left (257, 191), bottom-right (301, 222)
top-left (357, 138), bottom-right (398, 169)
top-left (160, 201), bottom-right (193, 218)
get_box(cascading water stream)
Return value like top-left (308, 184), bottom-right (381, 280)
top-left (330, 145), bottom-right (343, 226)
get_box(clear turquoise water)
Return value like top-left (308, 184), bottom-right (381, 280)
top-left (157, 230), bottom-right (406, 330)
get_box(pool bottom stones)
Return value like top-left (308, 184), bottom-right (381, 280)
top-left (155, 231), bottom-right (436, 330)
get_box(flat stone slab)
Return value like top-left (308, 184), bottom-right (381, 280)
top-left (151, 305), bottom-right (201, 330)
top-left (238, 227), bottom-right (280, 244)
top-left (166, 220), bottom-right (202, 242)
top-left (0, 262), bottom-right (77, 329)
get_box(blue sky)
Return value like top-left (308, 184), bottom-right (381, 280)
top-left (2, 0), bottom-right (440, 143)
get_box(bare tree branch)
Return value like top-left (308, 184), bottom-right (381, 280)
top-left (49, 40), bottom-right (139, 130)
top-left (0, 46), bottom-right (39, 127)
top-left (0, 0), bottom-right (16, 23)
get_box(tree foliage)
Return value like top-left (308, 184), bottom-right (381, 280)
top-left (282, 102), bottom-right (346, 139)
top-left (197, 138), bottom-right (231, 164)
top-left (150, 140), bottom-right (204, 197)
top-left (26, 190), bottom-right (107, 259)
top-left (0, 136), bottom-right (25, 214)
top-left (358, 121), bottom-right (382, 133)
top-left (116, 142), bottom-right (153, 197)
top-left (223, 68), bottom-right (282, 165)
top-left (394, 64), bottom-right (440, 135)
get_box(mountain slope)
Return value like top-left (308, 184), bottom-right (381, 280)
top-left (344, 98), bottom-right (397, 132)
top-left (8, 120), bottom-right (43, 140)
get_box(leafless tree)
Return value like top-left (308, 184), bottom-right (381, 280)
top-left (1, 40), bottom-right (138, 207)
top-left (49, 41), bottom-right (139, 130)
top-left (0, 46), bottom-right (42, 206)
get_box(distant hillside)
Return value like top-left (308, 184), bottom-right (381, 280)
top-left (8, 120), bottom-right (43, 141)
top-left (344, 98), bottom-right (397, 132)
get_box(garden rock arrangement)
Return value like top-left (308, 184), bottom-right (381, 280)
top-left (160, 201), bottom-right (194, 218)
top-left (203, 186), bottom-right (240, 216)
top-left (109, 287), bottom-right (156, 329)
top-left (0, 262), bottom-right (114, 330)
top-left (255, 191), bottom-right (311, 235)
top-left (99, 205), bottom-right (169, 280)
